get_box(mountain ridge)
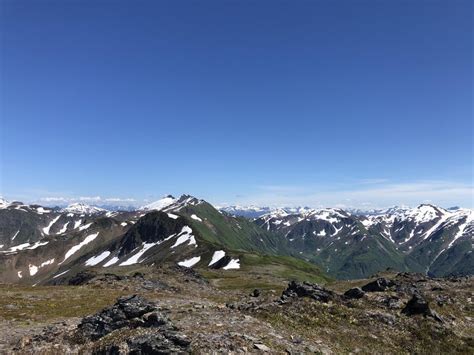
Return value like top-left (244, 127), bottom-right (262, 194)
top-left (0, 195), bottom-right (472, 282)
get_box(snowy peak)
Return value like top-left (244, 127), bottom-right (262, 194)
top-left (262, 207), bottom-right (349, 221)
top-left (141, 195), bottom-right (177, 211)
top-left (62, 203), bottom-right (106, 215)
top-left (399, 204), bottom-right (446, 223)
top-left (141, 194), bottom-right (204, 212)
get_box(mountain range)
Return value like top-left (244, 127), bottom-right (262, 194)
top-left (0, 195), bottom-right (472, 284)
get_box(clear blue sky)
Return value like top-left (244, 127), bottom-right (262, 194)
top-left (1, 0), bottom-right (473, 208)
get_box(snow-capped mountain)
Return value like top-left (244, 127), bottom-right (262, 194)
top-left (219, 205), bottom-right (273, 218)
top-left (220, 205), bottom-right (313, 219)
top-left (62, 203), bottom-right (106, 215)
top-left (360, 204), bottom-right (472, 249)
top-left (141, 195), bottom-right (204, 212)
top-left (255, 204), bottom-right (473, 278)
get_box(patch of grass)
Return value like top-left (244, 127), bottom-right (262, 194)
top-left (200, 253), bottom-right (331, 292)
top-left (0, 284), bottom-right (127, 323)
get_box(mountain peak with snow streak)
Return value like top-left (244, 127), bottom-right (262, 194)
top-left (140, 195), bottom-right (177, 211)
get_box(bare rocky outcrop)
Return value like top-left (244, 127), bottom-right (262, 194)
top-left (77, 295), bottom-right (191, 353)
top-left (281, 281), bottom-right (335, 302)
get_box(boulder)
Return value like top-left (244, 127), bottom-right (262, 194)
top-left (361, 278), bottom-right (394, 292)
top-left (344, 287), bottom-right (365, 299)
top-left (251, 289), bottom-right (261, 297)
top-left (401, 294), bottom-right (432, 317)
top-left (281, 281), bottom-right (334, 303)
top-left (254, 343), bottom-right (271, 352)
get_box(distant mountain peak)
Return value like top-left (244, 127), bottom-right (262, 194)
top-left (62, 203), bottom-right (106, 215)
top-left (0, 198), bottom-right (10, 209)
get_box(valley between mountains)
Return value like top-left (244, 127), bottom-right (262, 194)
top-left (0, 195), bottom-right (472, 353)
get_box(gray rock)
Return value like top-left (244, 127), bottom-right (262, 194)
top-left (254, 343), bottom-right (271, 352)
top-left (344, 287), bottom-right (365, 299)
top-left (402, 294), bottom-right (430, 316)
top-left (383, 296), bottom-right (403, 309)
top-left (361, 278), bottom-right (394, 292)
top-left (78, 295), bottom-right (167, 340)
top-left (251, 289), bottom-right (261, 297)
top-left (281, 281), bottom-right (335, 303)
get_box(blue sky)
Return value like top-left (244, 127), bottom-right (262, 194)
top-left (1, 0), bottom-right (472, 208)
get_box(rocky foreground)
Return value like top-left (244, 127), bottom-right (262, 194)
top-left (0, 267), bottom-right (472, 354)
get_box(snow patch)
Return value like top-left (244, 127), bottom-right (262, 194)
top-left (29, 264), bottom-right (39, 276)
top-left (171, 226), bottom-right (197, 248)
top-left (120, 242), bottom-right (159, 266)
top-left (9, 243), bottom-right (32, 252)
top-left (208, 250), bottom-right (226, 266)
top-left (103, 257), bottom-right (119, 267)
top-left (53, 269), bottom-right (70, 279)
top-left (178, 256), bottom-right (201, 268)
top-left (317, 229), bottom-right (326, 237)
top-left (40, 259), bottom-right (55, 267)
top-left (42, 215), bottom-right (61, 235)
top-left (78, 223), bottom-right (93, 231)
top-left (85, 251), bottom-right (111, 266)
top-left (36, 207), bottom-right (51, 214)
top-left (58, 222), bottom-right (69, 234)
top-left (61, 233), bottom-right (99, 263)
top-left (191, 214), bottom-right (202, 222)
top-left (223, 258), bottom-right (240, 270)
top-left (12, 230), bottom-right (20, 241)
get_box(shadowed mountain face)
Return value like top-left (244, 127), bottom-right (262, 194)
top-left (0, 196), bottom-right (472, 284)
